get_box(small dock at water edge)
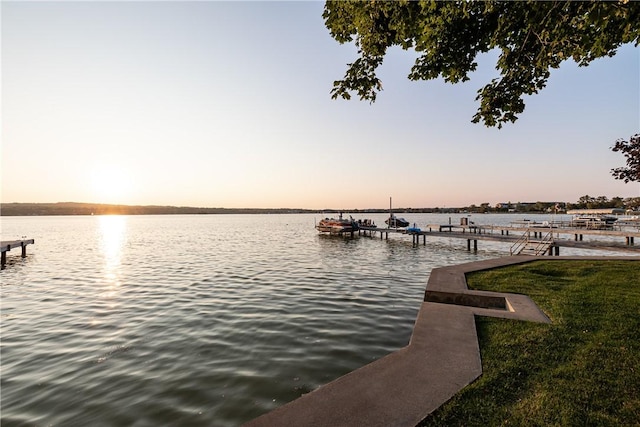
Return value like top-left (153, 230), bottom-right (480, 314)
top-left (1, 239), bottom-right (35, 269)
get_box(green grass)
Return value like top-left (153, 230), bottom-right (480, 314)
top-left (418, 260), bottom-right (640, 427)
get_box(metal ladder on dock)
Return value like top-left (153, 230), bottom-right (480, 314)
top-left (510, 230), bottom-right (554, 256)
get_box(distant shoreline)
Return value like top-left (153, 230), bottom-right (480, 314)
top-left (0, 202), bottom-right (569, 217)
top-left (0, 202), bottom-right (467, 216)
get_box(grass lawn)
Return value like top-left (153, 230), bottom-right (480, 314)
top-left (418, 259), bottom-right (640, 427)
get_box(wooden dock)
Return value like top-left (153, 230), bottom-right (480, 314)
top-left (1, 239), bottom-right (35, 269)
top-left (357, 224), bottom-right (640, 255)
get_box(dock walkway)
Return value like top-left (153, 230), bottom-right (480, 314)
top-left (357, 223), bottom-right (640, 255)
top-left (1, 239), bottom-right (35, 269)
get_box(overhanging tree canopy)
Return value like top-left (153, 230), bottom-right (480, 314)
top-left (323, 0), bottom-right (640, 128)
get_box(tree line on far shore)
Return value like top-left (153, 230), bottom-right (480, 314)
top-left (0, 202), bottom-right (317, 217)
top-left (2, 196), bottom-right (639, 216)
top-left (456, 195), bottom-right (640, 214)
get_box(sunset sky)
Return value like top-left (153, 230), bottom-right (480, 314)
top-left (2, 1), bottom-right (639, 210)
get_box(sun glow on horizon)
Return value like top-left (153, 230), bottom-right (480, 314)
top-left (89, 166), bottom-right (134, 204)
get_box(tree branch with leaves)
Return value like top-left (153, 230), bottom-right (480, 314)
top-left (611, 134), bottom-right (640, 183)
top-left (323, 0), bottom-right (640, 128)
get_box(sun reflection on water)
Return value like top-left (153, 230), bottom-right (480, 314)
top-left (98, 215), bottom-right (127, 291)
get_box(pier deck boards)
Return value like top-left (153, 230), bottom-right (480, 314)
top-left (357, 224), bottom-right (640, 255)
top-left (1, 239), bottom-right (35, 268)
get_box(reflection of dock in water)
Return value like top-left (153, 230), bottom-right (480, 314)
top-left (356, 223), bottom-right (640, 255)
top-left (1, 239), bottom-right (35, 269)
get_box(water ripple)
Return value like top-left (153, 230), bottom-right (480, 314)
top-left (0, 213), bottom-right (582, 426)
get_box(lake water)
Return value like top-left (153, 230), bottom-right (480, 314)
top-left (0, 213), bottom-right (629, 426)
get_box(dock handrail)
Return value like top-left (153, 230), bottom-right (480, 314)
top-left (510, 229), bottom-right (554, 256)
top-left (530, 230), bottom-right (554, 255)
top-left (510, 231), bottom-right (530, 255)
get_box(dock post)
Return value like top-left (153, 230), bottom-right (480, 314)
top-left (423, 235), bottom-right (426, 246)
top-left (473, 239), bottom-right (477, 252)
top-left (21, 242), bottom-right (27, 257)
top-left (555, 246), bottom-right (560, 256)
top-left (1, 251), bottom-right (6, 268)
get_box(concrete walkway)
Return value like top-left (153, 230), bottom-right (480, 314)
top-left (244, 256), bottom-right (639, 426)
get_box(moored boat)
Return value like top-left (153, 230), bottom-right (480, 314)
top-left (570, 215), bottom-right (618, 229)
top-left (385, 214), bottom-right (410, 228)
top-left (316, 213), bottom-right (358, 234)
top-left (567, 209), bottom-right (622, 229)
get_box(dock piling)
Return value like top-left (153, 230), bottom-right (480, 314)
top-left (1, 239), bottom-right (35, 269)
